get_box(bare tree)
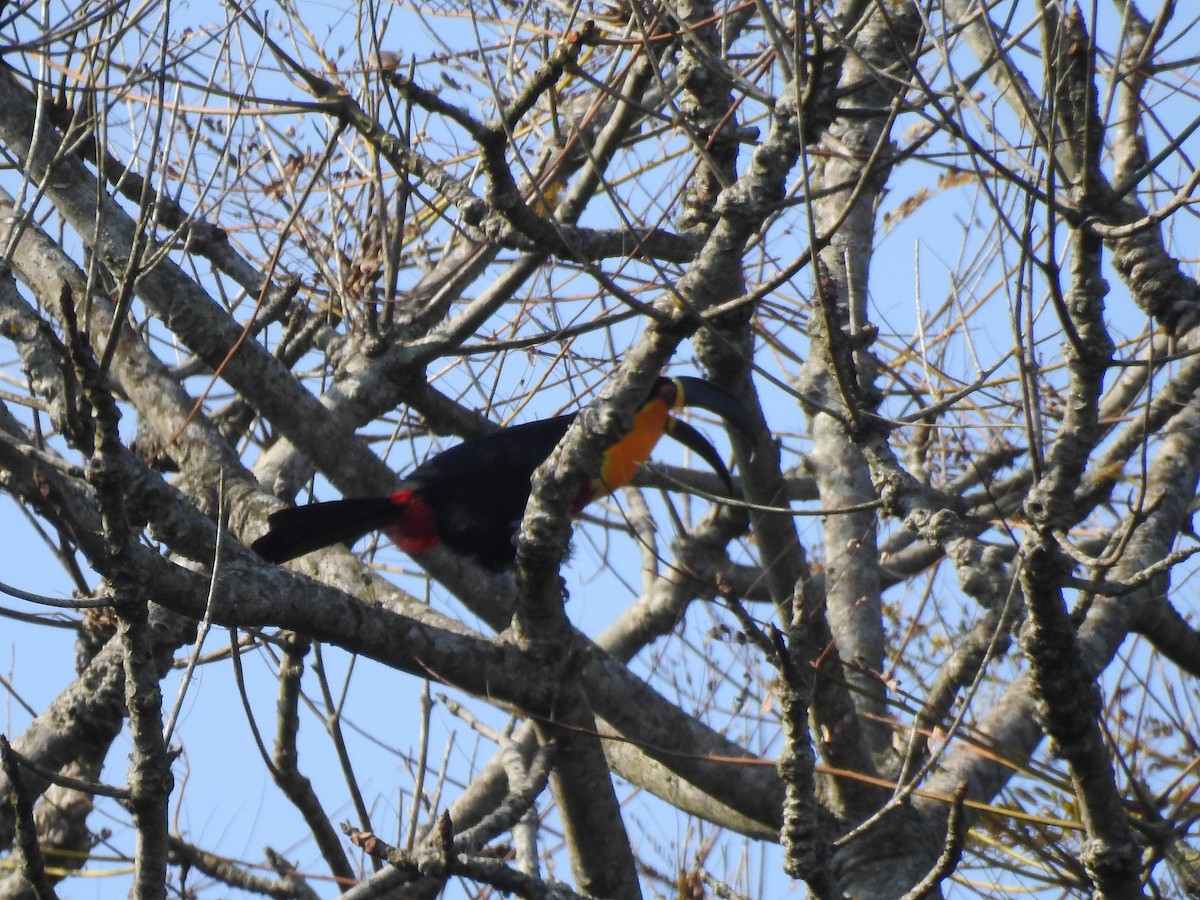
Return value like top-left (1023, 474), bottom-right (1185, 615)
top-left (0, 0), bottom-right (1198, 897)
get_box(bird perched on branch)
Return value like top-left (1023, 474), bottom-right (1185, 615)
top-left (252, 376), bottom-right (752, 569)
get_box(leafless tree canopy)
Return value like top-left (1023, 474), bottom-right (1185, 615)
top-left (0, 0), bottom-right (1198, 897)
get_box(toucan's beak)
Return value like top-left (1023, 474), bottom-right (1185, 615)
top-left (664, 417), bottom-right (734, 492)
top-left (669, 376), bottom-right (756, 438)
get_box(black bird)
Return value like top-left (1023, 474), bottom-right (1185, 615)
top-left (252, 376), bottom-right (752, 569)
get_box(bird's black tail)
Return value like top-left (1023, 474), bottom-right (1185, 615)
top-left (251, 497), bottom-right (403, 564)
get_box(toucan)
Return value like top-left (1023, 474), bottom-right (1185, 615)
top-left (251, 376), bottom-right (752, 569)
